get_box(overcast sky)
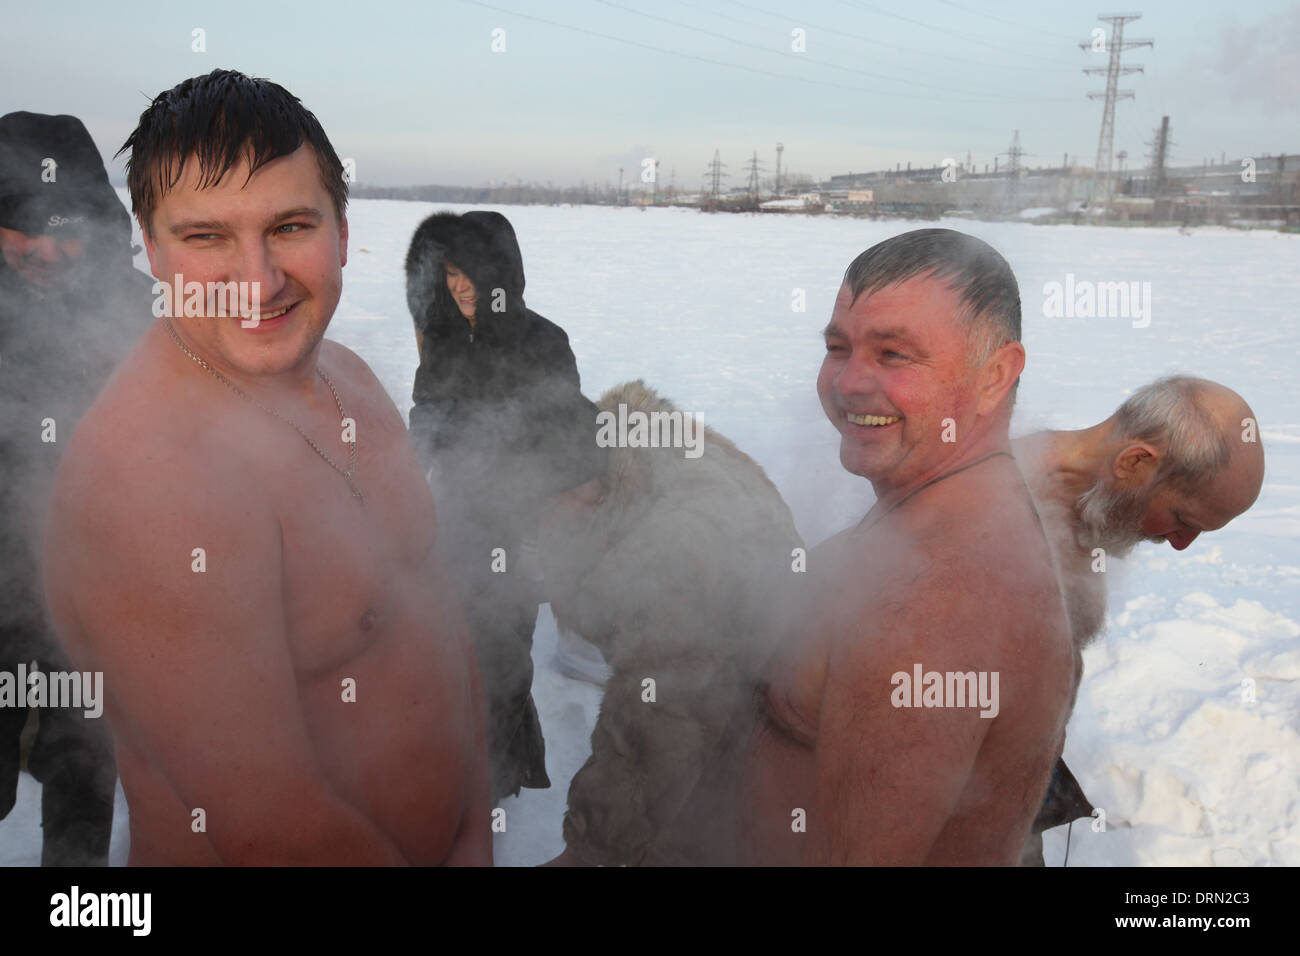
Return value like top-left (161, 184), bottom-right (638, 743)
top-left (3, 0), bottom-right (1297, 189)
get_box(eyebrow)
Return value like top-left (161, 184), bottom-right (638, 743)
top-left (822, 322), bottom-right (922, 349)
top-left (168, 207), bottom-right (324, 237)
top-left (863, 326), bottom-right (919, 344)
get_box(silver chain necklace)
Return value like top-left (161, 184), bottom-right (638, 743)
top-left (162, 317), bottom-right (365, 506)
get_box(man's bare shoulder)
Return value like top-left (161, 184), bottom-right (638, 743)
top-left (320, 338), bottom-right (393, 399)
top-left (1011, 430), bottom-right (1052, 468)
top-left (1013, 430), bottom-right (1062, 500)
top-left (48, 330), bottom-right (267, 592)
top-left (902, 457), bottom-right (1047, 548)
top-left (317, 337), bottom-right (410, 434)
top-left (58, 330), bottom-right (212, 493)
top-left (882, 460), bottom-right (1069, 647)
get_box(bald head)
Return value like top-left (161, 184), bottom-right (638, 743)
top-left (1085, 376), bottom-right (1265, 553)
top-left (1116, 376), bottom-right (1264, 501)
top-left (1180, 379), bottom-right (1264, 509)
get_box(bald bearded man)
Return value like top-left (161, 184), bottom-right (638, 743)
top-left (741, 229), bottom-right (1076, 865)
top-left (1015, 375), bottom-right (1266, 649)
top-left (1012, 376), bottom-right (1265, 865)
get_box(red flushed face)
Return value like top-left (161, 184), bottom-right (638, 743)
top-left (141, 143), bottom-right (348, 382)
top-left (1136, 492), bottom-right (1203, 550)
top-left (817, 275), bottom-right (981, 494)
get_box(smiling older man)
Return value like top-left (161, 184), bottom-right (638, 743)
top-left (741, 228), bottom-right (1076, 865)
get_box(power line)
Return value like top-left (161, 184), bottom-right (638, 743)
top-left (1081, 13), bottom-right (1153, 211)
top-left (592, 0), bottom-right (1068, 101)
top-left (839, 0), bottom-right (1077, 66)
top-left (703, 149), bottom-right (728, 206)
top-left (458, 0), bottom-right (1071, 102)
top-left (719, 0), bottom-right (1081, 73)
top-left (1001, 129), bottom-right (1024, 214)
top-left (932, 0), bottom-right (1080, 43)
top-left (744, 149), bottom-right (765, 200)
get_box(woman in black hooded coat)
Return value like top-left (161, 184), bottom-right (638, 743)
top-left (405, 210), bottom-right (604, 801)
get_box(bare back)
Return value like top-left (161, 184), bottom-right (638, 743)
top-left (743, 455), bottom-right (1076, 864)
top-left (44, 321), bottom-right (490, 865)
top-left (1013, 432), bottom-right (1109, 648)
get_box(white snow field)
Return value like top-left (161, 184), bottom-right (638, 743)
top-left (2, 198), bottom-right (1296, 867)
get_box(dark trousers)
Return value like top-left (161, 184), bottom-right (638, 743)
top-left (433, 490), bottom-right (549, 804)
top-left (1, 635), bottom-right (116, 866)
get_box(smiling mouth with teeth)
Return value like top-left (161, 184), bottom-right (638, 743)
top-left (846, 412), bottom-right (900, 427)
top-left (240, 303), bottom-right (294, 325)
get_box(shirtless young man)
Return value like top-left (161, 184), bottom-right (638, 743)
top-left (1014, 375), bottom-right (1265, 648)
top-left (42, 70), bottom-right (490, 865)
top-left (742, 229), bottom-right (1077, 865)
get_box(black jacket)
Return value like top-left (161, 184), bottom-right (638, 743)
top-left (0, 112), bottom-right (152, 639)
top-left (405, 211), bottom-right (605, 530)
top-left (0, 112), bottom-right (147, 834)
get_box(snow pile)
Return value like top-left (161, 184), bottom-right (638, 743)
top-left (1051, 589), bottom-right (1300, 865)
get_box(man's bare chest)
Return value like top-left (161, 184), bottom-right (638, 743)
top-left (244, 404), bottom-right (439, 677)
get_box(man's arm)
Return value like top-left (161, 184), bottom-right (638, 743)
top-left (44, 441), bottom-right (410, 865)
top-left (807, 558), bottom-right (995, 865)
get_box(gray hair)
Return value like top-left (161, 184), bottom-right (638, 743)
top-left (842, 228), bottom-right (1021, 367)
top-left (1112, 376), bottom-right (1231, 487)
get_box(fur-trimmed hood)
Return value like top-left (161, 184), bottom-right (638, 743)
top-left (405, 210), bottom-right (607, 506)
top-left (405, 210), bottom-right (527, 338)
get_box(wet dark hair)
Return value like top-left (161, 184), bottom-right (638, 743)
top-left (842, 228), bottom-right (1021, 365)
top-left (117, 69), bottom-right (347, 238)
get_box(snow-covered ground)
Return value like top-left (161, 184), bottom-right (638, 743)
top-left (2, 199), bottom-right (1296, 866)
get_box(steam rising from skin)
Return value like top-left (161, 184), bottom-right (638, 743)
top-left (0, 230), bottom-right (151, 650)
top-left (1074, 478), bottom-right (1164, 558)
top-left (536, 379), bottom-right (804, 865)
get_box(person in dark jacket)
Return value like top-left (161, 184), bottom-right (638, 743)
top-left (0, 111), bottom-right (152, 865)
top-left (405, 210), bottom-right (605, 802)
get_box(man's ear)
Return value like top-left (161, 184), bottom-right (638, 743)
top-left (1113, 442), bottom-right (1160, 486)
top-left (976, 340), bottom-right (1025, 416)
top-left (338, 213), bottom-right (349, 269)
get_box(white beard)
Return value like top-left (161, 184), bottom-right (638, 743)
top-left (1074, 479), bottom-right (1160, 559)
